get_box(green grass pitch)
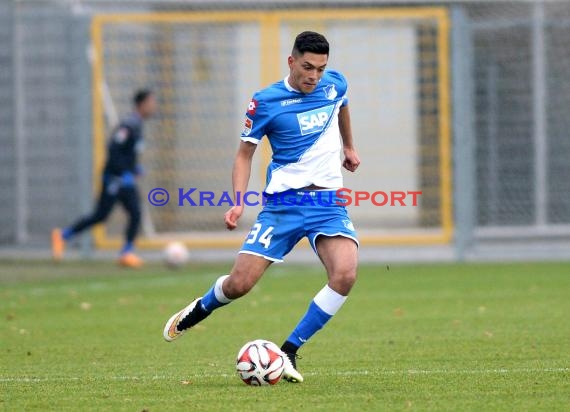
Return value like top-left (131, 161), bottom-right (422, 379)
top-left (1, 260), bottom-right (569, 411)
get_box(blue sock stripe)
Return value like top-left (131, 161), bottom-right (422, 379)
top-left (201, 285), bottom-right (226, 313)
top-left (286, 301), bottom-right (333, 348)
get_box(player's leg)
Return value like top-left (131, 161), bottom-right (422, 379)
top-left (117, 185), bottom-right (143, 267)
top-left (316, 235), bottom-right (358, 295)
top-left (163, 253), bottom-right (271, 342)
top-left (281, 236), bottom-right (357, 382)
top-left (281, 235), bottom-right (358, 382)
top-left (52, 178), bottom-right (118, 260)
top-left (280, 198), bottom-right (358, 382)
top-left (163, 201), bottom-right (303, 342)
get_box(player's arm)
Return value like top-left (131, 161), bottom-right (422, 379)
top-left (224, 141), bottom-right (257, 230)
top-left (338, 105), bottom-right (360, 172)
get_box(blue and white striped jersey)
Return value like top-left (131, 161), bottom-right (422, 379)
top-left (241, 70), bottom-right (349, 194)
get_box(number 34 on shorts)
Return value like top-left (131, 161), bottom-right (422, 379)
top-left (245, 223), bottom-right (274, 249)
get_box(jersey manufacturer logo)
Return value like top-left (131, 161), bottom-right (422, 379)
top-left (323, 84), bottom-right (338, 100)
top-left (296, 104), bottom-right (335, 136)
top-left (247, 99), bottom-right (258, 116)
top-left (281, 98), bottom-right (303, 107)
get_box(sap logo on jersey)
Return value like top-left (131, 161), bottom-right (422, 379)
top-left (297, 104), bottom-right (335, 136)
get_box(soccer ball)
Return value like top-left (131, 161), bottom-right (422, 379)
top-left (163, 242), bottom-right (189, 268)
top-left (236, 339), bottom-right (285, 386)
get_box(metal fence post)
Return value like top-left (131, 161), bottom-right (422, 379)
top-left (532, 1), bottom-right (548, 227)
top-left (70, 13), bottom-right (94, 258)
top-left (451, 6), bottom-right (476, 260)
top-left (13, 1), bottom-right (28, 245)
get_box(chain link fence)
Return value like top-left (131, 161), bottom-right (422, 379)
top-left (469, 2), bottom-right (570, 239)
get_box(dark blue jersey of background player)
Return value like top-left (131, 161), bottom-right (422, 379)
top-left (104, 111), bottom-right (145, 178)
top-left (52, 89), bottom-right (157, 268)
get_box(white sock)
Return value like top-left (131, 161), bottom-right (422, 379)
top-left (214, 274), bottom-right (232, 304)
top-left (313, 284), bottom-right (347, 315)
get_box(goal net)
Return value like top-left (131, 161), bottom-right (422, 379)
top-left (90, 8), bottom-right (451, 249)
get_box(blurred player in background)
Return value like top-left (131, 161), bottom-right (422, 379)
top-left (51, 89), bottom-right (157, 268)
top-left (163, 32), bottom-right (360, 382)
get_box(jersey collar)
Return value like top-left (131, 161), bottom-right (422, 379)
top-left (283, 76), bottom-right (301, 93)
top-left (129, 111), bottom-right (144, 124)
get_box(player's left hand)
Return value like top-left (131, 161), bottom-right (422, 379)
top-left (343, 148), bottom-right (360, 172)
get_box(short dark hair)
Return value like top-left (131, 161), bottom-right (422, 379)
top-left (292, 31), bottom-right (329, 56)
top-left (133, 89), bottom-right (153, 107)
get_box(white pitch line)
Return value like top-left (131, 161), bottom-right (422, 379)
top-left (1, 367), bottom-right (568, 383)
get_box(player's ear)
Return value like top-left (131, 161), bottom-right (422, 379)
top-left (287, 55), bottom-right (295, 69)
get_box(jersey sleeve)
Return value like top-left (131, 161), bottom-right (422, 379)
top-left (240, 92), bottom-right (270, 144)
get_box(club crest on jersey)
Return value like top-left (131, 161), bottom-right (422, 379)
top-left (247, 99), bottom-right (258, 116)
top-left (243, 117), bottom-right (253, 136)
top-left (323, 84), bottom-right (338, 100)
top-left (297, 104), bottom-right (335, 136)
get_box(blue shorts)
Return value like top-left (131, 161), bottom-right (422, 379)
top-left (239, 190), bottom-right (358, 262)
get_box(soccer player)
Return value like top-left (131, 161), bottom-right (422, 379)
top-left (51, 89), bottom-right (157, 268)
top-left (163, 32), bottom-right (360, 382)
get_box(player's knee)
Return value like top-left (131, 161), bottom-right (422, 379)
top-left (330, 268), bottom-right (357, 295)
top-left (341, 269), bottom-right (358, 290)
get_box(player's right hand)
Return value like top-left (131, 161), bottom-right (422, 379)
top-left (224, 205), bottom-right (244, 230)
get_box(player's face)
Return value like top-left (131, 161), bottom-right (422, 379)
top-left (288, 52), bottom-right (328, 94)
top-left (139, 95), bottom-right (158, 119)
